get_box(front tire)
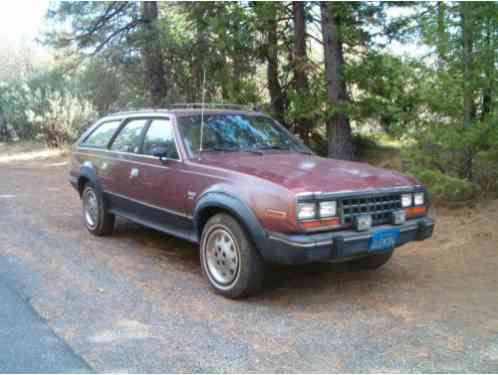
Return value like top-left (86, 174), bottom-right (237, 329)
top-left (348, 250), bottom-right (393, 270)
top-left (82, 183), bottom-right (115, 236)
top-left (200, 213), bottom-right (266, 298)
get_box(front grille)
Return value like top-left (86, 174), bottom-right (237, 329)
top-left (341, 193), bottom-right (402, 226)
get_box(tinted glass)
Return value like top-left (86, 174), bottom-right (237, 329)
top-left (110, 119), bottom-right (148, 153)
top-left (142, 119), bottom-right (179, 159)
top-left (81, 120), bottom-right (121, 148)
top-left (177, 114), bottom-right (308, 157)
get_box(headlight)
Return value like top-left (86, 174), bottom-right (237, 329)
top-left (401, 193), bottom-right (412, 207)
top-left (297, 202), bottom-right (316, 220)
top-left (414, 192), bottom-right (424, 206)
top-left (319, 201), bottom-right (337, 218)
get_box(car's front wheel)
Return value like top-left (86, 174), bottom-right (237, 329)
top-left (82, 183), bottom-right (115, 236)
top-left (200, 213), bottom-right (266, 298)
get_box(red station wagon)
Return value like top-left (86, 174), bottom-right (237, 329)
top-left (70, 105), bottom-right (435, 298)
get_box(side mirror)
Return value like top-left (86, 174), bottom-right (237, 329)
top-left (151, 146), bottom-right (170, 159)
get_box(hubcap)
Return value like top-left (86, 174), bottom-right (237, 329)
top-left (83, 189), bottom-right (98, 229)
top-left (205, 227), bottom-right (239, 285)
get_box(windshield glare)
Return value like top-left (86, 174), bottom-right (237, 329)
top-left (177, 114), bottom-right (308, 157)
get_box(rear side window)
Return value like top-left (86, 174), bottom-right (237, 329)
top-left (110, 119), bottom-right (148, 153)
top-left (142, 119), bottom-right (179, 159)
top-left (81, 120), bottom-right (121, 148)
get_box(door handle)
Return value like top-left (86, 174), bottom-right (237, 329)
top-left (130, 168), bottom-right (140, 178)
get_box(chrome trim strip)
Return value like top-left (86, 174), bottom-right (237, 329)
top-left (343, 234), bottom-right (371, 242)
top-left (74, 151), bottom-right (230, 180)
top-left (267, 235), bottom-right (316, 248)
top-left (104, 190), bottom-right (193, 220)
top-left (400, 223), bottom-right (418, 232)
top-left (314, 240), bottom-right (334, 247)
top-left (74, 150), bottom-right (177, 169)
top-left (296, 186), bottom-right (422, 202)
top-left (267, 234), bottom-right (332, 248)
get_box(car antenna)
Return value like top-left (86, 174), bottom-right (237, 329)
top-left (199, 68), bottom-right (207, 159)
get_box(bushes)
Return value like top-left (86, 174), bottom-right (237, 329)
top-left (407, 166), bottom-right (480, 202)
top-left (1, 69), bottom-right (97, 147)
top-left (473, 150), bottom-right (498, 194)
top-left (27, 91), bottom-right (97, 148)
top-left (353, 130), bottom-right (495, 203)
top-left (401, 122), bottom-right (498, 202)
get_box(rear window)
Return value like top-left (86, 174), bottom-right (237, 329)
top-left (81, 120), bottom-right (121, 148)
top-left (109, 119), bottom-right (148, 153)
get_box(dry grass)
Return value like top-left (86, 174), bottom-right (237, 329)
top-left (0, 141), bottom-right (70, 164)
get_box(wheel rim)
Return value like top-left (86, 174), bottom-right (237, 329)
top-left (83, 189), bottom-right (98, 229)
top-left (205, 227), bottom-right (239, 285)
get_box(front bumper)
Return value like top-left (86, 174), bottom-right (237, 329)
top-left (264, 217), bottom-right (434, 265)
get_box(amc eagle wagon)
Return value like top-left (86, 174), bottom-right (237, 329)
top-left (70, 105), bottom-right (435, 298)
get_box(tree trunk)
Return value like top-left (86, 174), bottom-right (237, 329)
top-left (0, 107), bottom-right (17, 142)
top-left (266, 8), bottom-right (287, 126)
top-left (320, 2), bottom-right (353, 160)
top-left (292, 1), bottom-right (311, 143)
top-left (480, 18), bottom-right (494, 122)
top-left (0, 107), bottom-right (8, 141)
top-left (436, 2), bottom-right (448, 65)
top-left (141, 1), bottom-right (167, 107)
top-left (460, 2), bottom-right (474, 179)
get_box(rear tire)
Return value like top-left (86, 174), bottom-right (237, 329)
top-left (82, 183), bottom-right (115, 236)
top-left (348, 250), bottom-right (393, 270)
top-left (200, 213), bottom-right (266, 298)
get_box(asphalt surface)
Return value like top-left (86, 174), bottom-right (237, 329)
top-left (0, 157), bottom-right (497, 372)
top-left (0, 264), bottom-right (91, 373)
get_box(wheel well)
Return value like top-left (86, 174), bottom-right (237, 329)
top-left (197, 206), bottom-right (251, 242)
top-left (197, 206), bottom-right (227, 237)
top-left (78, 176), bottom-right (89, 197)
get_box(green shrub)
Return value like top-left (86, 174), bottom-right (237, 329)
top-left (473, 150), bottom-right (498, 193)
top-left (407, 166), bottom-right (480, 202)
top-left (27, 91), bottom-right (97, 147)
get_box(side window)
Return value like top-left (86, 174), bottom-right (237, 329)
top-left (81, 120), bottom-right (121, 148)
top-left (142, 119), bottom-right (179, 159)
top-left (110, 119), bottom-right (148, 153)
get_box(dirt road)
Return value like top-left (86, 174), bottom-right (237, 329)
top-left (0, 149), bottom-right (497, 372)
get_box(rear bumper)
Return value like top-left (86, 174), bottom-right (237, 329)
top-left (263, 217), bottom-right (435, 265)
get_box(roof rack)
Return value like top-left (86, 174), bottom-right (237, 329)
top-left (105, 103), bottom-right (260, 117)
top-left (166, 103), bottom-right (253, 111)
top-left (105, 108), bottom-right (169, 117)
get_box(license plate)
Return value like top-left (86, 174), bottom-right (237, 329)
top-left (369, 229), bottom-right (400, 252)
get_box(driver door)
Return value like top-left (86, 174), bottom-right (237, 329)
top-left (132, 118), bottom-right (191, 232)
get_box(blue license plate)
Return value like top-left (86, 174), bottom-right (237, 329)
top-left (369, 229), bottom-right (400, 252)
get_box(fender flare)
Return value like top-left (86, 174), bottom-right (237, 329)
top-left (77, 164), bottom-right (104, 197)
top-left (193, 192), bottom-right (270, 260)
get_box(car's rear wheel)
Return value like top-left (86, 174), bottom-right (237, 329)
top-left (200, 213), bottom-right (266, 298)
top-left (82, 183), bottom-right (115, 236)
top-left (348, 250), bottom-right (393, 270)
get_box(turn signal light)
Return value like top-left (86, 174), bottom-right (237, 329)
top-left (301, 217), bottom-right (340, 230)
top-left (406, 206), bottom-right (426, 218)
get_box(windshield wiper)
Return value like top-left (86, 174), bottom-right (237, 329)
top-left (256, 144), bottom-right (313, 155)
top-left (256, 144), bottom-right (289, 150)
top-left (203, 146), bottom-right (263, 155)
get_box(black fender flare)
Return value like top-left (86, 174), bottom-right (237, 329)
top-left (76, 164), bottom-right (104, 198)
top-left (193, 192), bottom-right (271, 260)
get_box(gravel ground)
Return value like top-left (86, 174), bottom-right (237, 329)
top-left (0, 153), bottom-right (497, 372)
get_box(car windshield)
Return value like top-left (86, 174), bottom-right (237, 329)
top-left (177, 114), bottom-right (310, 157)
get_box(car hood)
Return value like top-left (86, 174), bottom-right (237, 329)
top-left (196, 152), bottom-right (418, 194)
